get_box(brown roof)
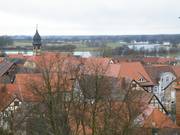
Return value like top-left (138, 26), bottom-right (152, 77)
top-left (145, 65), bottom-right (174, 85)
top-left (142, 57), bottom-right (176, 64)
top-left (117, 62), bottom-right (153, 85)
top-left (143, 108), bottom-right (179, 128)
top-left (0, 84), bottom-right (18, 112)
top-left (85, 57), bottom-right (112, 65)
top-left (27, 52), bottom-right (69, 64)
top-left (157, 57), bottom-right (176, 64)
top-left (81, 60), bottom-right (153, 85)
top-left (8, 54), bottom-right (29, 59)
top-left (143, 57), bottom-right (159, 64)
top-left (15, 74), bottom-right (42, 102)
top-left (15, 73), bottom-right (74, 102)
top-left (174, 81), bottom-right (180, 90)
top-left (106, 64), bottom-right (121, 78)
top-left (172, 66), bottom-right (180, 78)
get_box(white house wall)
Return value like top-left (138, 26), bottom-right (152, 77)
top-left (153, 72), bottom-right (176, 102)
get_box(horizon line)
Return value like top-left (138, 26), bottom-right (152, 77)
top-left (2, 33), bottom-right (180, 36)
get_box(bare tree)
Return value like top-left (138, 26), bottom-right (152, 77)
top-left (24, 54), bottom-right (79, 135)
top-left (2, 55), bottom-right (165, 135)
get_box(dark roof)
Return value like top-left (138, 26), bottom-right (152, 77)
top-left (33, 30), bottom-right (41, 46)
top-left (145, 65), bottom-right (174, 85)
top-left (0, 61), bottom-right (15, 76)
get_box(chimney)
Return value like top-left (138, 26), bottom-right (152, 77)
top-left (175, 81), bottom-right (180, 126)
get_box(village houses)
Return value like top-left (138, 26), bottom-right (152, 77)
top-left (0, 29), bottom-right (179, 134)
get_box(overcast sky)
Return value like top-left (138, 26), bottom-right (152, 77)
top-left (0, 0), bottom-right (180, 35)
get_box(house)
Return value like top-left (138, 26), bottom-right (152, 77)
top-left (114, 62), bottom-right (154, 88)
top-left (0, 53), bottom-right (175, 134)
top-left (77, 60), bottom-right (167, 113)
top-left (73, 51), bottom-right (92, 58)
top-left (0, 84), bottom-right (22, 130)
top-left (132, 80), bottom-right (168, 114)
top-left (145, 65), bottom-right (176, 102)
top-left (137, 106), bottom-right (178, 128)
top-left (136, 105), bottom-right (179, 134)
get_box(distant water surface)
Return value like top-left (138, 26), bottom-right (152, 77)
top-left (3, 50), bottom-right (33, 56)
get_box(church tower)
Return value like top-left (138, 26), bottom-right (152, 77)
top-left (33, 26), bottom-right (42, 55)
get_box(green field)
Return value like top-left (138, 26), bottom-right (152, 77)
top-left (14, 41), bottom-right (32, 47)
top-left (13, 40), bottom-right (124, 51)
top-left (12, 41), bottom-right (180, 58)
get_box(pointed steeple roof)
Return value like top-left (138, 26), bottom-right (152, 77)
top-left (33, 30), bottom-right (41, 41)
top-left (33, 27), bottom-right (41, 46)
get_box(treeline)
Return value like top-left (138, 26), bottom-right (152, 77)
top-left (12, 34), bottom-right (180, 44)
top-left (0, 36), bottom-right (13, 46)
top-left (101, 45), bottom-right (180, 57)
top-left (111, 45), bottom-right (180, 57)
top-left (44, 44), bottom-right (76, 52)
top-left (118, 35), bottom-right (180, 44)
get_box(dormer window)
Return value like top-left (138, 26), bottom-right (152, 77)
top-left (109, 60), bottom-right (114, 64)
top-left (139, 78), bottom-right (145, 82)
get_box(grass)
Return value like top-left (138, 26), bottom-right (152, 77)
top-left (14, 41), bottom-right (32, 47)
top-left (12, 41), bottom-right (180, 58)
top-left (75, 41), bottom-right (125, 51)
top-left (75, 47), bottom-right (100, 51)
top-left (162, 52), bottom-right (180, 57)
top-left (106, 41), bottom-right (124, 49)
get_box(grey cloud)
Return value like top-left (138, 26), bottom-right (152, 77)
top-left (0, 0), bottom-right (180, 35)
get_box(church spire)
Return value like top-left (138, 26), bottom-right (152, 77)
top-left (36, 24), bottom-right (38, 31)
top-left (33, 25), bottom-right (42, 55)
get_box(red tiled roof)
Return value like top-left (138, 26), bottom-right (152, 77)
top-left (15, 73), bottom-right (74, 102)
top-left (83, 57), bottom-right (112, 68)
top-left (143, 57), bottom-right (159, 63)
top-left (0, 84), bottom-right (18, 94)
top-left (82, 60), bottom-right (153, 85)
top-left (0, 84), bottom-right (18, 112)
top-left (8, 54), bottom-right (29, 59)
top-left (27, 52), bottom-right (69, 64)
top-left (15, 74), bottom-right (42, 102)
top-left (157, 57), bottom-right (176, 64)
top-left (143, 108), bottom-right (179, 128)
top-left (142, 57), bottom-right (176, 64)
top-left (172, 66), bottom-right (180, 78)
top-left (106, 64), bottom-right (121, 78)
top-left (174, 81), bottom-right (180, 90)
top-left (117, 62), bottom-right (153, 84)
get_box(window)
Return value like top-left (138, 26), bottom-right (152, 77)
top-left (139, 78), bottom-right (145, 82)
top-left (14, 101), bottom-right (19, 106)
top-left (154, 87), bottom-right (158, 92)
top-left (166, 77), bottom-right (169, 82)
